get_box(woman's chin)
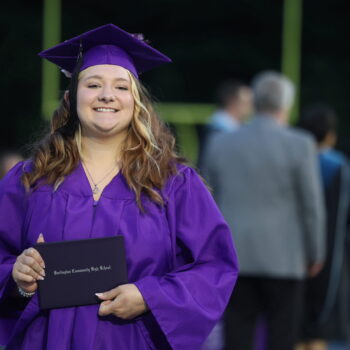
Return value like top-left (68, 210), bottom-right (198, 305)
top-left (93, 122), bottom-right (119, 134)
top-left (91, 123), bottom-right (129, 138)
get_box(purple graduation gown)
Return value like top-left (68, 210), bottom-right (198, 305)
top-left (0, 161), bottom-right (238, 350)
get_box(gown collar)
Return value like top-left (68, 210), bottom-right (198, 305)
top-left (56, 162), bottom-right (135, 200)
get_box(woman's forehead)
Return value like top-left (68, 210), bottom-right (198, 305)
top-left (79, 64), bottom-right (130, 81)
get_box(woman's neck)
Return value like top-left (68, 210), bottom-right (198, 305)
top-left (80, 135), bottom-right (122, 166)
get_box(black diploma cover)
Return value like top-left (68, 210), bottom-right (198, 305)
top-left (34, 236), bottom-right (128, 309)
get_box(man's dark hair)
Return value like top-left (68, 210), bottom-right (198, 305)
top-left (215, 80), bottom-right (247, 109)
top-left (298, 104), bottom-right (337, 143)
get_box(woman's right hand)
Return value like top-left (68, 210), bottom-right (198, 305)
top-left (12, 233), bottom-right (46, 294)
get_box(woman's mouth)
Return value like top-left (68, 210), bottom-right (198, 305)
top-left (93, 107), bottom-right (119, 112)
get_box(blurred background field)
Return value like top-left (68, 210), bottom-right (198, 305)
top-left (0, 0), bottom-right (349, 161)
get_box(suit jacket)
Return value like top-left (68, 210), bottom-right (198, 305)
top-left (202, 115), bottom-right (326, 279)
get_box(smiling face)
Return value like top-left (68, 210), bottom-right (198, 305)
top-left (77, 64), bottom-right (135, 139)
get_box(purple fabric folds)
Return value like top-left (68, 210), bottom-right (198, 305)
top-left (0, 162), bottom-right (238, 350)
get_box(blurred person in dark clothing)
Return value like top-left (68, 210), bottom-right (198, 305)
top-left (197, 80), bottom-right (252, 168)
top-left (200, 81), bottom-right (252, 350)
top-left (0, 151), bottom-right (23, 179)
top-left (296, 105), bottom-right (350, 350)
top-left (202, 71), bottom-right (326, 350)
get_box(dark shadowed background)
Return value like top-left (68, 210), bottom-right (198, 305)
top-left (1, 0), bottom-right (349, 154)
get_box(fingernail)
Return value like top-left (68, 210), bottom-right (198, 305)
top-left (41, 263), bottom-right (46, 269)
top-left (37, 276), bottom-right (44, 281)
top-left (95, 293), bottom-right (103, 297)
top-left (42, 270), bottom-right (46, 277)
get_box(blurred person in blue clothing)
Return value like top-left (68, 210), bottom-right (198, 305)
top-left (208, 80), bottom-right (253, 133)
top-left (297, 105), bottom-right (350, 350)
top-left (197, 80), bottom-right (252, 169)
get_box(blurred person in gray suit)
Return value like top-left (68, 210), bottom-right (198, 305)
top-left (202, 71), bottom-right (326, 350)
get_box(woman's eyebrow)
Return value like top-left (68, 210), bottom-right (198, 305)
top-left (82, 75), bottom-right (129, 83)
top-left (82, 74), bottom-right (103, 81)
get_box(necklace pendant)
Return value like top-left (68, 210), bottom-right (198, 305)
top-left (92, 185), bottom-right (100, 194)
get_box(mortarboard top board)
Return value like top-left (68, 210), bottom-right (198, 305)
top-left (38, 24), bottom-right (172, 78)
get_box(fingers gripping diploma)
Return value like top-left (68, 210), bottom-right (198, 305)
top-left (12, 233), bottom-right (46, 294)
top-left (96, 284), bottom-right (149, 320)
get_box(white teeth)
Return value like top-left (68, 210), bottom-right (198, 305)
top-left (95, 108), bottom-right (117, 112)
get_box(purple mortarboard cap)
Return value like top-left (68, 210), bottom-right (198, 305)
top-left (38, 24), bottom-right (171, 78)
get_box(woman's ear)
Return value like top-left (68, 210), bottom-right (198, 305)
top-left (63, 90), bottom-right (69, 104)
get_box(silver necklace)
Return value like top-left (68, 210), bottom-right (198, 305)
top-left (83, 162), bottom-right (118, 195)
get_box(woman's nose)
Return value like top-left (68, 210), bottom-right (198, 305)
top-left (98, 86), bottom-right (116, 102)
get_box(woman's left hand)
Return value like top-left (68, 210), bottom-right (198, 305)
top-left (96, 283), bottom-right (149, 320)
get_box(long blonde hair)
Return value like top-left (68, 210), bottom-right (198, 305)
top-left (22, 67), bottom-right (185, 209)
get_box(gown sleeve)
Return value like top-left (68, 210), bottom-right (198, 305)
top-left (134, 166), bottom-right (239, 350)
top-left (0, 162), bottom-right (29, 344)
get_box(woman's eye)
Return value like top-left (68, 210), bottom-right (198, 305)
top-left (87, 84), bottom-right (100, 88)
top-left (117, 86), bottom-right (129, 91)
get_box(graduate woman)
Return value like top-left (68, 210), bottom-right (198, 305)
top-left (0, 24), bottom-right (238, 350)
